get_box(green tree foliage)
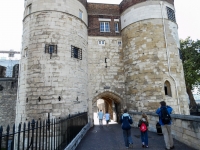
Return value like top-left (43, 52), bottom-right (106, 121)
top-left (180, 37), bottom-right (200, 107)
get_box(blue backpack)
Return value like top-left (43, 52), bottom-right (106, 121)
top-left (121, 115), bottom-right (133, 130)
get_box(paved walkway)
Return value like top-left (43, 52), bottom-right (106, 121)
top-left (76, 123), bottom-right (195, 150)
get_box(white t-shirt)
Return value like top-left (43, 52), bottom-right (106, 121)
top-left (105, 113), bottom-right (110, 120)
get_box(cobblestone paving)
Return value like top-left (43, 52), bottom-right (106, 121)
top-left (76, 124), bottom-right (196, 150)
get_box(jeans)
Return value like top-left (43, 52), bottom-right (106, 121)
top-left (123, 129), bottom-right (133, 147)
top-left (161, 125), bottom-right (174, 149)
top-left (141, 131), bottom-right (148, 146)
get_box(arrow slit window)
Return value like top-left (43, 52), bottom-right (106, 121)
top-left (71, 46), bottom-right (82, 60)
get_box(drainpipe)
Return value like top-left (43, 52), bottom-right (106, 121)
top-left (160, 1), bottom-right (181, 114)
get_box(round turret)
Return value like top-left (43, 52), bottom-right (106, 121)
top-left (16, 0), bottom-right (88, 123)
top-left (120, 0), bottom-right (189, 114)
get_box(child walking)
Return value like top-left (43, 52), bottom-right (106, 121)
top-left (138, 113), bottom-right (149, 148)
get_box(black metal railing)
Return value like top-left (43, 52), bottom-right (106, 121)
top-left (0, 112), bottom-right (88, 150)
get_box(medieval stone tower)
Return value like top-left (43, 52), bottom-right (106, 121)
top-left (16, 0), bottom-right (189, 124)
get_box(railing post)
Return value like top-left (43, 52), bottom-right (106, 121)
top-left (11, 124), bottom-right (15, 150)
top-left (35, 120), bottom-right (38, 150)
top-left (0, 126), bottom-right (3, 149)
top-left (31, 119), bottom-right (35, 150)
top-left (6, 125), bottom-right (10, 150)
top-left (27, 122), bottom-right (30, 149)
top-left (18, 123), bottom-right (21, 150)
top-left (39, 121), bottom-right (41, 150)
top-left (22, 123), bottom-right (26, 150)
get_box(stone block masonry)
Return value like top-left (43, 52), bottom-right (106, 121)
top-left (0, 79), bottom-right (17, 131)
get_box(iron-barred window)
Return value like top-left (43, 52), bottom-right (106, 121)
top-left (167, 7), bottom-right (176, 22)
top-left (45, 44), bottom-right (57, 59)
top-left (71, 46), bottom-right (82, 60)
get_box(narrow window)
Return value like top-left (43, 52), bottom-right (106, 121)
top-left (164, 81), bottom-right (172, 97)
top-left (100, 22), bottom-right (110, 32)
top-left (115, 22), bottom-right (119, 32)
top-left (118, 41), bottom-right (122, 46)
top-left (79, 10), bottom-right (83, 19)
top-left (166, 7), bottom-right (176, 22)
top-left (24, 48), bottom-right (28, 57)
top-left (71, 46), bottom-right (82, 60)
top-left (28, 4), bottom-right (32, 15)
top-left (9, 53), bottom-right (14, 57)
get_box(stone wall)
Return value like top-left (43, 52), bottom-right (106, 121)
top-left (0, 79), bottom-right (17, 130)
top-left (129, 111), bottom-right (200, 150)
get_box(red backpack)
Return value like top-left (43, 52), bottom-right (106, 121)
top-left (140, 122), bottom-right (147, 132)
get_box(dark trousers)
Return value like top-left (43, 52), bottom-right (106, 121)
top-left (141, 131), bottom-right (148, 146)
top-left (123, 129), bottom-right (133, 147)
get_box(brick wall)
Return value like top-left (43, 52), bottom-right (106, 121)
top-left (87, 3), bottom-right (120, 36)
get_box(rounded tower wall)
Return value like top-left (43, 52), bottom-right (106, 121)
top-left (121, 1), bottom-right (189, 114)
top-left (16, 0), bottom-right (88, 123)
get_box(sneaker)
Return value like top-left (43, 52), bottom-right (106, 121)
top-left (129, 143), bottom-right (133, 148)
top-left (165, 148), bottom-right (170, 150)
top-left (145, 145), bottom-right (149, 148)
top-left (126, 147), bottom-right (129, 149)
top-left (170, 146), bottom-right (175, 149)
top-left (142, 144), bottom-right (145, 148)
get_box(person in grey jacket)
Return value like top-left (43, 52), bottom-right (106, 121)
top-left (120, 109), bottom-right (133, 149)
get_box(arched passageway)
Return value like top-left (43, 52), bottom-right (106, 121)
top-left (92, 91), bottom-right (123, 124)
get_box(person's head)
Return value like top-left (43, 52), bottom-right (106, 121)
top-left (123, 109), bottom-right (127, 113)
top-left (160, 101), bottom-right (166, 107)
top-left (106, 111), bottom-right (108, 113)
top-left (100, 110), bottom-right (102, 112)
top-left (142, 113), bottom-right (148, 122)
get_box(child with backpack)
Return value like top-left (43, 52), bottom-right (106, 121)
top-left (138, 113), bottom-right (149, 148)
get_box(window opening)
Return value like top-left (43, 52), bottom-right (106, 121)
top-left (71, 46), bottom-right (82, 60)
top-left (100, 22), bottom-right (110, 32)
top-left (45, 44), bottom-right (57, 59)
top-left (79, 10), bottom-right (83, 19)
top-left (166, 7), bottom-right (176, 22)
top-left (164, 81), bottom-right (172, 97)
top-left (27, 4), bottom-right (32, 15)
top-left (98, 40), bottom-right (105, 45)
top-left (115, 22), bottom-right (119, 32)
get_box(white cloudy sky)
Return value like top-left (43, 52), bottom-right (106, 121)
top-left (0, 0), bottom-right (199, 52)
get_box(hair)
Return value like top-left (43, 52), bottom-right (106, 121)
top-left (106, 111), bottom-right (108, 113)
top-left (141, 113), bottom-right (148, 122)
top-left (160, 101), bottom-right (166, 106)
top-left (100, 110), bottom-right (102, 111)
top-left (123, 109), bottom-right (127, 113)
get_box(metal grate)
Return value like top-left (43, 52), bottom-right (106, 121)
top-left (71, 46), bottom-right (82, 60)
top-left (167, 7), bottom-right (176, 22)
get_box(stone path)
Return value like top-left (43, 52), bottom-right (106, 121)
top-left (76, 123), bottom-right (196, 150)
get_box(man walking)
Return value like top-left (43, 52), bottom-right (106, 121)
top-left (97, 110), bottom-right (104, 126)
top-left (156, 101), bottom-right (174, 150)
top-left (120, 109), bottom-right (134, 149)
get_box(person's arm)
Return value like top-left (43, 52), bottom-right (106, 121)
top-left (138, 120), bottom-right (142, 127)
top-left (156, 108), bottom-right (161, 114)
top-left (167, 106), bottom-right (173, 114)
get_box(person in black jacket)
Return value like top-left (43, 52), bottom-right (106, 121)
top-left (138, 113), bottom-right (149, 148)
top-left (120, 109), bottom-right (134, 149)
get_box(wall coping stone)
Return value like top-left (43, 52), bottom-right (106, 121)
top-left (129, 111), bottom-right (200, 122)
top-left (64, 123), bottom-right (91, 150)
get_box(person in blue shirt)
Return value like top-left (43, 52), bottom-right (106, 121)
top-left (156, 101), bottom-right (174, 150)
top-left (97, 110), bottom-right (104, 126)
top-left (120, 109), bottom-right (133, 149)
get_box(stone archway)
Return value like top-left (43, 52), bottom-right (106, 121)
top-left (92, 91), bottom-right (123, 123)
